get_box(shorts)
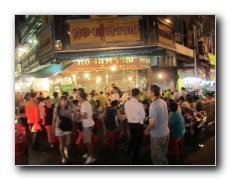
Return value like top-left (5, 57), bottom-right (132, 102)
top-left (55, 128), bottom-right (72, 137)
top-left (83, 127), bottom-right (93, 144)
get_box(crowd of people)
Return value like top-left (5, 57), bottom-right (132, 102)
top-left (15, 84), bottom-right (215, 165)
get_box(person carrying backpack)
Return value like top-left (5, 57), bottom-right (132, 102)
top-left (101, 100), bottom-right (122, 140)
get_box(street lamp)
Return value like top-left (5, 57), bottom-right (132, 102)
top-left (158, 74), bottom-right (165, 90)
top-left (111, 66), bottom-right (116, 71)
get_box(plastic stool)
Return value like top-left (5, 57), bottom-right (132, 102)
top-left (167, 137), bottom-right (184, 160)
top-left (15, 123), bottom-right (26, 165)
top-left (104, 130), bottom-right (120, 149)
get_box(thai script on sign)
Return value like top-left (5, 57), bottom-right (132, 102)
top-left (71, 24), bottom-right (139, 42)
top-left (76, 57), bottom-right (135, 66)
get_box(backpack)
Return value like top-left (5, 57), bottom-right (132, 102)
top-left (105, 108), bottom-right (117, 130)
top-left (57, 106), bottom-right (73, 131)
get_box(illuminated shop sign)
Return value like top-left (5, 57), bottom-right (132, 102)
top-left (62, 56), bottom-right (150, 74)
top-left (68, 18), bottom-right (140, 44)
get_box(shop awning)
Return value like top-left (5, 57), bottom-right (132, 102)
top-left (22, 63), bottom-right (73, 78)
top-left (55, 46), bottom-right (165, 61)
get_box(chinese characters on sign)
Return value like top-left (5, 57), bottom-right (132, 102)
top-left (62, 56), bottom-right (150, 74)
top-left (69, 18), bottom-right (140, 44)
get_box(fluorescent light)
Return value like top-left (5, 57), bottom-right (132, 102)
top-left (165, 19), bottom-right (171, 23)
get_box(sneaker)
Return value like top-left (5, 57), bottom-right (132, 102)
top-left (82, 153), bottom-right (88, 159)
top-left (50, 143), bottom-right (54, 148)
top-left (62, 157), bottom-right (66, 164)
top-left (84, 156), bottom-right (97, 165)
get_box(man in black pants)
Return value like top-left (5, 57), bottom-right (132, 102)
top-left (124, 88), bottom-right (146, 164)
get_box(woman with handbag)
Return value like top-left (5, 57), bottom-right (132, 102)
top-left (52, 96), bottom-right (74, 164)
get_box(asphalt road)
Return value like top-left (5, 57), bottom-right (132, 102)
top-left (24, 124), bottom-right (215, 166)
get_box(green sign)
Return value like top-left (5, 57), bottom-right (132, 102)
top-left (61, 85), bottom-right (72, 93)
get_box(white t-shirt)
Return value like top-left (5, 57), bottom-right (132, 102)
top-left (111, 93), bottom-right (120, 101)
top-left (80, 101), bottom-right (95, 128)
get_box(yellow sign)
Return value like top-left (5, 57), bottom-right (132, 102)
top-left (68, 17), bottom-right (140, 44)
top-left (208, 53), bottom-right (216, 65)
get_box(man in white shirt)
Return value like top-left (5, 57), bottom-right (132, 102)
top-left (124, 88), bottom-right (145, 164)
top-left (172, 88), bottom-right (180, 103)
top-left (79, 92), bottom-right (96, 165)
top-left (181, 87), bottom-right (188, 99)
top-left (111, 86), bottom-right (120, 101)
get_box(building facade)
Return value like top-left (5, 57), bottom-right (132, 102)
top-left (15, 15), bottom-right (215, 95)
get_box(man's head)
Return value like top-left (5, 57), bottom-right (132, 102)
top-left (69, 96), bottom-right (74, 102)
top-left (142, 100), bottom-right (149, 109)
top-left (206, 93), bottom-right (213, 100)
top-left (79, 92), bottom-right (88, 102)
top-left (131, 88), bottom-right (141, 98)
top-left (29, 92), bottom-right (37, 100)
top-left (73, 88), bottom-right (77, 94)
top-left (169, 102), bottom-right (178, 112)
top-left (100, 91), bottom-right (103, 95)
top-left (73, 100), bottom-right (79, 106)
top-left (77, 88), bottom-right (85, 96)
top-left (179, 96), bottom-right (185, 103)
top-left (111, 100), bottom-right (118, 108)
top-left (181, 87), bottom-right (185, 91)
top-left (112, 86), bottom-right (118, 94)
top-left (53, 92), bottom-right (58, 98)
top-left (147, 85), bottom-right (160, 99)
top-left (62, 92), bottom-right (69, 98)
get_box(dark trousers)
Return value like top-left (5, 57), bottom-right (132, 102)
top-left (127, 123), bottom-right (143, 164)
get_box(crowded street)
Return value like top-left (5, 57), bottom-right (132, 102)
top-left (14, 15), bottom-right (216, 166)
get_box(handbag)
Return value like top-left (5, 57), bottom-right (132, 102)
top-left (58, 116), bottom-right (73, 131)
top-left (31, 122), bottom-right (42, 132)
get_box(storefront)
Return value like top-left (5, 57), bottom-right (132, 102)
top-left (57, 56), bottom-right (150, 93)
top-left (19, 16), bottom-right (179, 94)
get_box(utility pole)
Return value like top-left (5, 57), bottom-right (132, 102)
top-left (193, 25), bottom-right (198, 77)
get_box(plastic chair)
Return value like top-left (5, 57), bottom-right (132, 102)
top-left (104, 130), bottom-right (120, 149)
top-left (167, 137), bottom-right (184, 160)
top-left (75, 131), bottom-right (98, 150)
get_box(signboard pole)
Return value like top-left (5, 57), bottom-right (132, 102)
top-left (193, 25), bottom-right (198, 77)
